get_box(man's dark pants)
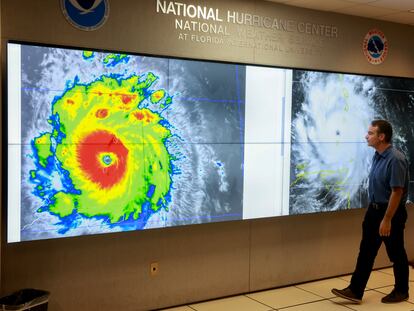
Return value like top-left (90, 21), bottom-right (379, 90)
top-left (349, 204), bottom-right (409, 298)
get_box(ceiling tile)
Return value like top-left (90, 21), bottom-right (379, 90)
top-left (342, 0), bottom-right (379, 4)
top-left (264, 0), bottom-right (292, 3)
top-left (264, 0), bottom-right (414, 25)
top-left (375, 11), bottom-right (414, 23)
top-left (334, 4), bottom-right (400, 18)
top-left (368, 0), bottom-right (414, 10)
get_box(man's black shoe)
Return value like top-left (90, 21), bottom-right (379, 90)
top-left (331, 287), bottom-right (362, 304)
top-left (381, 289), bottom-right (408, 303)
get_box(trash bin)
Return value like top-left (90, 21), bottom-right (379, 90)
top-left (0, 289), bottom-right (49, 311)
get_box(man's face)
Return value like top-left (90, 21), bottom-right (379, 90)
top-left (365, 125), bottom-right (384, 148)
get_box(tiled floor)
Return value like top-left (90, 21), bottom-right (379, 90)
top-left (162, 268), bottom-right (414, 311)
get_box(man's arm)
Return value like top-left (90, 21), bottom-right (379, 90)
top-left (379, 187), bottom-right (404, 237)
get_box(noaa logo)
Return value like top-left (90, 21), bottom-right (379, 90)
top-left (61, 0), bottom-right (109, 31)
top-left (363, 29), bottom-right (388, 65)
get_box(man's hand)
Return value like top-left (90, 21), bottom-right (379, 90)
top-left (380, 187), bottom-right (404, 237)
top-left (379, 218), bottom-right (392, 237)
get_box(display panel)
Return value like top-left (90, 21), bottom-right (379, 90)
top-left (7, 41), bottom-right (414, 242)
top-left (290, 71), bottom-right (414, 214)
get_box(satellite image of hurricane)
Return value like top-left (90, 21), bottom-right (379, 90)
top-left (19, 45), bottom-right (245, 240)
top-left (290, 70), bottom-right (414, 214)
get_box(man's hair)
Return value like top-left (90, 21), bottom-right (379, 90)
top-left (371, 119), bottom-right (393, 143)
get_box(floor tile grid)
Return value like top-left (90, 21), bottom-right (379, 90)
top-left (241, 268), bottom-right (413, 310)
top-left (246, 281), bottom-right (365, 310)
top-left (162, 268), bottom-right (414, 311)
top-left (186, 286), bottom-right (345, 311)
top-left (246, 285), bottom-right (337, 310)
top-left (278, 286), bottom-right (358, 311)
top-left (240, 293), bottom-right (353, 311)
top-left (240, 294), bottom-right (279, 310)
top-left (370, 288), bottom-right (414, 303)
top-left (363, 268), bottom-right (414, 305)
top-left (188, 293), bottom-right (276, 311)
top-left (244, 288), bottom-right (328, 310)
top-left (325, 300), bottom-right (361, 311)
top-left (370, 285), bottom-right (414, 306)
top-left (336, 268), bottom-right (414, 308)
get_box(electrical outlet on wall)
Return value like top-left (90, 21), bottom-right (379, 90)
top-left (150, 262), bottom-right (159, 276)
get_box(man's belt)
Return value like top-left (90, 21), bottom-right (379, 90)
top-left (369, 202), bottom-right (388, 210)
top-left (369, 202), bottom-right (406, 210)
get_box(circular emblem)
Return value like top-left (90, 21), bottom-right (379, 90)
top-left (61, 0), bottom-right (109, 31)
top-left (363, 29), bottom-right (388, 65)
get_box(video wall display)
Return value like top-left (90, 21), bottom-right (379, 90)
top-left (7, 42), bottom-right (414, 242)
top-left (290, 71), bottom-right (414, 215)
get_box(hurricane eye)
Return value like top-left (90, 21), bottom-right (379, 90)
top-left (102, 155), bottom-right (112, 165)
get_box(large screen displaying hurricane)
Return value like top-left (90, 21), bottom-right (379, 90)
top-left (7, 42), bottom-right (414, 242)
top-left (289, 71), bottom-right (414, 215)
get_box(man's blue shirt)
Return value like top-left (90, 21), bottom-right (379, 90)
top-left (368, 145), bottom-right (409, 204)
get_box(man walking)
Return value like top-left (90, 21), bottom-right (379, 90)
top-left (332, 119), bottom-right (409, 304)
